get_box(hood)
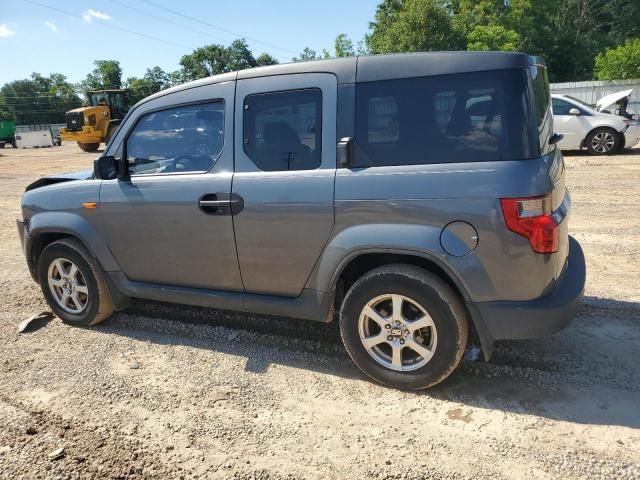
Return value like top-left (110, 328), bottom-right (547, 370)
top-left (596, 89), bottom-right (633, 112)
top-left (25, 169), bottom-right (93, 192)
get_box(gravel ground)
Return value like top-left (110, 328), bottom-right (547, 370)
top-left (0, 143), bottom-right (639, 480)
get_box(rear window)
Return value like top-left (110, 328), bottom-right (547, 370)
top-left (354, 69), bottom-right (537, 167)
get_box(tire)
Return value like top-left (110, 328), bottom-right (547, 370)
top-left (105, 123), bottom-right (118, 144)
top-left (78, 142), bottom-right (100, 152)
top-left (38, 238), bottom-right (113, 326)
top-left (585, 127), bottom-right (621, 155)
top-left (339, 264), bottom-right (468, 390)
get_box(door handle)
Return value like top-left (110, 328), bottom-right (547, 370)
top-left (198, 193), bottom-right (244, 215)
top-left (199, 199), bottom-right (228, 207)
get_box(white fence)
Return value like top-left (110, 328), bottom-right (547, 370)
top-left (550, 79), bottom-right (640, 115)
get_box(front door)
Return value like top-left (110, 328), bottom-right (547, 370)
top-left (97, 82), bottom-right (243, 291)
top-left (552, 98), bottom-right (587, 149)
top-left (232, 73), bottom-right (337, 296)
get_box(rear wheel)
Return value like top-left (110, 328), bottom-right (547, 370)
top-left (339, 264), bottom-right (468, 390)
top-left (78, 142), bottom-right (99, 152)
top-left (38, 238), bottom-right (113, 326)
top-left (586, 127), bottom-right (620, 155)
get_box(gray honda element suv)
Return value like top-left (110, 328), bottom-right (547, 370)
top-left (17, 52), bottom-right (586, 390)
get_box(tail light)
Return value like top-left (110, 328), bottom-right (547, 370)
top-left (500, 193), bottom-right (559, 253)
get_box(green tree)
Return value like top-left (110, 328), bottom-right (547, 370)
top-left (541, 0), bottom-right (608, 81)
top-left (80, 60), bottom-right (123, 92)
top-left (450, 0), bottom-right (531, 48)
top-left (168, 69), bottom-right (189, 87)
top-left (594, 38), bottom-right (640, 80)
top-left (366, 0), bottom-right (465, 53)
top-left (124, 66), bottom-right (171, 105)
top-left (292, 47), bottom-right (320, 62)
top-left (467, 25), bottom-right (520, 51)
top-left (600, 0), bottom-right (640, 46)
top-left (255, 53), bottom-right (279, 66)
top-left (0, 109), bottom-right (15, 121)
top-left (335, 34), bottom-right (355, 57)
top-left (178, 39), bottom-right (266, 80)
top-left (0, 73), bottom-right (82, 124)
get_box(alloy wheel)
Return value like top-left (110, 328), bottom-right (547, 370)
top-left (47, 258), bottom-right (89, 314)
top-left (591, 132), bottom-right (615, 153)
top-left (358, 294), bottom-right (437, 372)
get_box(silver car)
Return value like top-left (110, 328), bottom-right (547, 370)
top-left (17, 52), bottom-right (586, 390)
top-left (552, 90), bottom-right (640, 154)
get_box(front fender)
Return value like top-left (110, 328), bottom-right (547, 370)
top-left (305, 223), bottom-right (495, 301)
top-left (27, 211), bottom-right (121, 273)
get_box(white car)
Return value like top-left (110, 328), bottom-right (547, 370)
top-left (552, 90), bottom-right (640, 155)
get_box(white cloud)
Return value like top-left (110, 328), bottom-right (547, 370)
top-left (82, 9), bottom-right (113, 23)
top-left (44, 21), bottom-right (57, 32)
top-left (0, 24), bottom-right (15, 38)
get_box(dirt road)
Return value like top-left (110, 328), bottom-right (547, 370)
top-left (0, 143), bottom-right (639, 479)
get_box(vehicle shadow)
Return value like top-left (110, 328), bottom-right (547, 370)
top-left (563, 145), bottom-right (640, 156)
top-left (99, 295), bottom-right (640, 429)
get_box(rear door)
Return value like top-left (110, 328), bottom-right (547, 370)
top-left (232, 74), bottom-right (337, 296)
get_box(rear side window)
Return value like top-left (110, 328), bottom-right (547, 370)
top-left (355, 69), bottom-right (536, 167)
top-left (243, 88), bottom-right (322, 171)
top-left (531, 66), bottom-right (550, 127)
top-left (530, 65), bottom-right (553, 155)
top-left (126, 101), bottom-right (224, 175)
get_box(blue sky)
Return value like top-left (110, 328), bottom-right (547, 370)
top-left (0, 0), bottom-right (380, 86)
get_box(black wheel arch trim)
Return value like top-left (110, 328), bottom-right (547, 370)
top-left (327, 247), bottom-right (495, 359)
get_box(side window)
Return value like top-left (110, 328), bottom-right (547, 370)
top-left (356, 69), bottom-right (532, 166)
top-left (552, 98), bottom-right (574, 115)
top-left (368, 96), bottom-right (399, 143)
top-left (243, 89), bottom-right (322, 171)
top-left (126, 101), bottom-right (224, 176)
top-left (531, 65), bottom-right (550, 128)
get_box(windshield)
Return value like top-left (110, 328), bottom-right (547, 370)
top-left (564, 95), bottom-right (594, 109)
top-left (109, 93), bottom-right (124, 110)
top-left (89, 93), bottom-right (109, 106)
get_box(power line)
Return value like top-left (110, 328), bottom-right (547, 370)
top-left (23, 0), bottom-right (194, 51)
top-left (141, 0), bottom-right (296, 57)
top-left (1, 94), bottom-right (83, 98)
top-left (108, 0), bottom-right (230, 44)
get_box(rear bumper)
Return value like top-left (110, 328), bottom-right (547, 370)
top-left (473, 236), bottom-right (586, 341)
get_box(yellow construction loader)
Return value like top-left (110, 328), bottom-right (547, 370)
top-left (60, 89), bottom-right (126, 152)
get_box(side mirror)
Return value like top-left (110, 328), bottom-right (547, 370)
top-left (337, 137), bottom-right (356, 168)
top-left (569, 108), bottom-right (580, 116)
top-left (93, 156), bottom-right (117, 180)
top-left (549, 133), bottom-right (564, 145)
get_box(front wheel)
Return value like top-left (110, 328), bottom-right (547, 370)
top-left (339, 264), bottom-right (468, 390)
top-left (105, 123), bottom-right (118, 144)
top-left (586, 128), bottom-right (620, 155)
top-left (38, 238), bottom-right (113, 326)
top-left (77, 142), bottom-right (100, 152)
